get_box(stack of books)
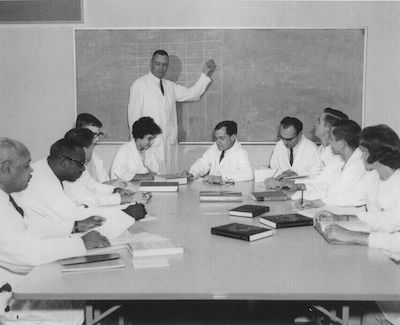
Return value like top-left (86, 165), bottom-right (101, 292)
top-left (199, 191), bottom-right (243, 202)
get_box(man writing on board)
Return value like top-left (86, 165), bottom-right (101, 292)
top-left (128, 49), bottom-right (216, 174)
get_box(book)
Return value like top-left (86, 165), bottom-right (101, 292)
top-left (228, 204), bottom-right (270, 218)
top-left (139, 181), bottom-right (179, 192)
top-left (131, 173), bottom-right (155, 181)
top-left (128, 240), bottom-right (184, 258)
top-left (251, 191), bottom-right (288, 201)
top-left (211, 223), bottom-right (275, 242)
top-left (199, 191), bottom-right (243, 202)
top-left (127, 231), bottom-right (183, 258)
top-left (61, 253), bottom-right (125, 272)
top-left (259, 213), bottom-right (313, 228)
top-left (157, 174), bottom-right (189, 185)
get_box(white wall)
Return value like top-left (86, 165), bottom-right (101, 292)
top-left (1, 1), bottom-right (399, 171)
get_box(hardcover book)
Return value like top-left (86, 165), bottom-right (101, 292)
top-left (157, 174), bottom-right (190, 185)
top-left (251, 191), bottom-right (288, 201)
top-left (200, 191), bottom-right (243, 202)
top-left (228, 205), bottom-right (270, 218)
top-left (139, 181), bottom-right (179, 192)
top-left (61, 253), bottom-right (125, 272)
top-left (259, 213), bottom-right (313, 228)
top-left (128, 240), bottom-right (184, 258)
top-left (211, 223), bottom-right (274, 242)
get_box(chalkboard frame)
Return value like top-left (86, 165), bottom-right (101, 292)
top-left (74, 27), bottom-right (367, 144)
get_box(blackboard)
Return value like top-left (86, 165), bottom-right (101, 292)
top-left (75, 29), bottom-right (365, 142)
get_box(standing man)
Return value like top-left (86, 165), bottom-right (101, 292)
top-left (128, 49), bottom-right (216, 173)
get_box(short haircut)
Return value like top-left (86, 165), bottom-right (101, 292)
top-left (0, 137), bottom-right (29, 164)
top-left (64, 128), bottom-right (94, 149)
top-left (49, 138), bottom-right (83, 160)
top-left (360, 124), bottom-right (400, 170)
top-left (214, 120), bottom-right (237, 136)
top-left (280, 116), bottom-right (303, 134)
top-left (76, 113), bottom-right (102, 128)
top-left (151, 49), bottom-right (169, 60)
top-left (331, 119), bottom-right (361, 149)
top-left (132, 117), bottom-right (162, 139)
top-left (322, 107), bottom-right (349, 128)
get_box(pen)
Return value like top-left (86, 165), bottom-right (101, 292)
top-left (300, 190), bottom-right (304, 205)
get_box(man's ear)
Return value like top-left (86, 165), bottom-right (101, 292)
top-left (0, 160), bottom-right (12, 175)
top-left (58, 157), bottom-right (68, 168)
top-left (231, 134), bottom-right (237, 142)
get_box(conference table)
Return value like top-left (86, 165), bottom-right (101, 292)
top-left (13, 180), bottom-right (400, 325)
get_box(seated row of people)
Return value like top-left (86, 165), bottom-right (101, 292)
top-left (0, 131), bottom-right (150, 323)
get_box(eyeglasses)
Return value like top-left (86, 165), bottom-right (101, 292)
top-left (93, 132), bottom-right (104, 138)
top-left (279, 134), bottom-right (298, 142)
top-left (52, 155), bottom-right (86, 168)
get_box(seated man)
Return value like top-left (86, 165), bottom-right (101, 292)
top-left (184, 120), bottom-right (253, 184)
top-left (283, 108), bottom-right (349, 193)
top-left (314, 107), bottom-right (348, 168)
top-left (111, 117), bottom-right (162, 182)
top-left (265, 116), bottom-right (321, 187)
top-left (314, 125), bottom-right (400, 325)
top-left (15, 138), bottom-right (147, 236)
top-left (296, 119), bottom-right (369, 208)
top-left (0, 137), bottom-right (109, 324)
top-left (64, 128), bottom-right (149, 207)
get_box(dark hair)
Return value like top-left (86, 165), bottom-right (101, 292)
top-left (76, 113), bottom-right (102, 128)
top-left (331, 120), bottom-right (361, 149)
top-left (214, 120), bottom-right (237, 136)
top-left (360, 124), bottom-right (400, 169)
top-left (49, 138), bottom-right (83, 160)
top-left (322, 107), bottom-right (349, 128)
top-left (64, 128), bottom-right (94, 149)
top-left (132, 117), bottom-right (162, 139)
top-left (280, 116), bottom-right (303, 134)
top-left (151, 50), bottom-right (169, 60)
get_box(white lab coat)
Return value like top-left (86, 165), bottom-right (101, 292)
top-left (359, 169), bottom-right (400, 325)
top-left (269, 135), bottom-right (322, 176)
top-left (111, 140), bottom-right (159, 182)
top-left (0, 189), bottom-right (85, 325)
top-left (189, 141), bottom-right (254, 182)
top-left (14, 159), bottom-right (133, 239)
top-left (86, 151), bottom-right (110, 182)
top-left (63, 170), bottom-right (121, 208)
top-left (297, 148), bottom-right (369, 206)
top-left (128, 72), bottom-right (211, 173)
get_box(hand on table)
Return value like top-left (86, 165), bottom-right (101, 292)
top-left (276, 169), bottom-right (298, 181)
top-left (75, 216), bottom-right (105, 232)
top-left (81, 230), bottom-right (110, 250)
top-left (295, 199), bottom-right (323, 210)
top-left (324, 225), bottom-right (368, 246)
top-left (123, 203), bottom-right (147, 220)
top-left (203, 175), bottom-right (224, 184)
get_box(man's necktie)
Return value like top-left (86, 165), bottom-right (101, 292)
top-left (219, 151), bottom-right (225, 163)
top-left (289, 148), bottom-right (294, 166)
top-left (9, 195), bottom-right (24, 217)
top-left (160, 79), bottom-right (164, 96)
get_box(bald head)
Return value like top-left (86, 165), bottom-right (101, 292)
top-left (0, 137), bottom-right (32, 194)
top-left (0, 138), bottom-right (29, 164)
